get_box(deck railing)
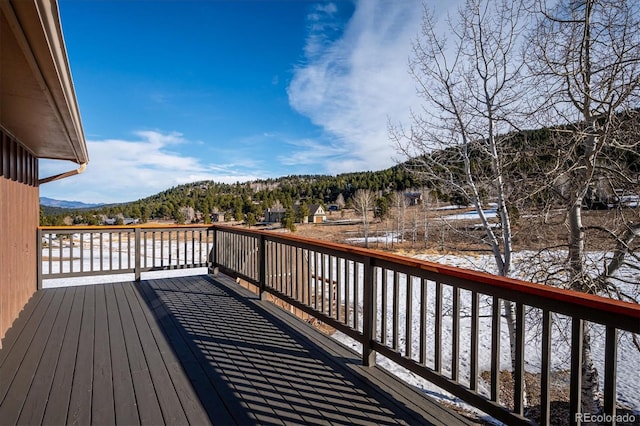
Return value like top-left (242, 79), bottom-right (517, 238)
top-left (210, 226), bottom-right (640, 426)
top-left (38, 225), bottom-right (214, 285)
top-left (38, 224), bottom-right (640, 425)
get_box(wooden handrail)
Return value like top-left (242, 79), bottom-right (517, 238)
top-left (212, 224), bottom-right (640, 322)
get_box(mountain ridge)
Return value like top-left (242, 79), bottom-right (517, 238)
top-left (40, 197), bottom-right (104, 209)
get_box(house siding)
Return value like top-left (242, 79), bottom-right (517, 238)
top-left (0, 130), bottom-right (39, 348)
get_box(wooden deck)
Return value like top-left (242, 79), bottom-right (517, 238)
top-left (0, 274), bottom-right (474, 425)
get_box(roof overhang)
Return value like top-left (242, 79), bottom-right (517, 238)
top-left (0, 0), bottom-right (88, 164)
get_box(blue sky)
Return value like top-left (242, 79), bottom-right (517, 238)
top-left (40, 0), bottom-right (452, 204)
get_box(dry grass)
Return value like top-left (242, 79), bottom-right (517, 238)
top-left (282, 206), bottom-right (637, 256)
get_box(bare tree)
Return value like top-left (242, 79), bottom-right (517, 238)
top-left (421, 188), bottom-right (430, 248)
top-left (527, 0), bottom-right (640, 414)
top-left (353, 189), bottom-right (374, 248)
top-left (390, 0), bottom-right (530, 402)
top-left (392, 191), bottom-right (406, 245)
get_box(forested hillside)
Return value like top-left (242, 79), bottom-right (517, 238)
top-left (40, 167), bottom-right (420, 225)
top-left (41, 119), bottom-right (639, 226)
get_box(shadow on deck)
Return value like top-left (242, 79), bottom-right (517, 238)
top-left (0, 274), bottom-right (474, 425)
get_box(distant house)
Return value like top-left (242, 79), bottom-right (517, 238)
top-left (404, 192), bottom-right (423, 206)
top-left (210, 212), bottom-right (225, 223)
top-left (265, 208), bottom-right (286, 223)
top-left (308, 204), bottom-right (327, 224)
top-left (103, 217), bottom-right (139, 225)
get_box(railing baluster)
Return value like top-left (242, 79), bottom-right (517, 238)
top-left (452, 286), bottom-right (460, 382)
top-left (434, 281), bottom-right (442, 374)
top-left (90, 232), bottom-right (94, 272)
top-left (79, 232), bottom-right (84, 273)
top-left (191, 230), bottom-right (195, 267)
top-left (258, 235), bottom-right (266, 297)
top-left (419, 278), bottom-right (427, 365)
top-left (540, 309), bottom-right (552, 425)
top-left (151, 231), bottom-right (155, 269)
top-left (48, 233), bottom-right (52, 275)
top-left (393, 271), bottom-right (399, 351)
top-left (134, 228), bottom-right (141, 281)
top-left (315, 252), bottom-right (320, 311)
top-left (491, 297), bottom-right (501, 402)
top-left (100, 232), bottom-right (104, 272)
top-left (58, 233), bottom-right (63, 274)
top-left (405, 275), bottom-right (413, 359)
top-left (604, 326), bottom-right (617, 421)
top-left (362, 255), bottom-right (375, 366)
top-left (470, 290), bottom-right (479, 391)
top-left (129, 231), bottom-right (133, 270)
top-left (69, 232), bottom-right (73, 274)
top-left (353, 261), bottom-right (358, 330)
top-left (118, 231), bottom-right (122, 270)
top-left (288, 244), bottom-right (293, 295)
top-left (570, 318), bottom-right (584, 426)
top-left (177, 230), bottom-right (181, 267)
top-left (328, 255), bottom-right (334, 318)
top-left (514, 302), bottom-right (525, 415)
top-left (307, 249), bottom-right (313, 307)
top-left (109, 232), bottom-right (113, 271)
top-left (381, 268), bottom-right (388, 346)
top-left (279, 243), bottom-right (284, 293)
top-left (336, 257), bottom-right (342, 323)
top-left (37, 228), bottom-right (43, 290)
top-left (320, 253), bottom-right (325, 314)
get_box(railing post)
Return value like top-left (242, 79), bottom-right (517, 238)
top-left (134, 227), bottom-right (141, 281)
top-left (362, 256), bottom-right (376, 367)
top-left (604, 326), bottom-right (617, 425)
top-left (258, 234), bottom-right (266, 300)
top-left (570, 318), bottom-right (584, 426)
top-left (36, 228), bottom-right (42, 290)
top-left (208, 227), bottom-right (218, 275)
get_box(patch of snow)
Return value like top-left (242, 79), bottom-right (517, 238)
top-left (443, 208), bottom-right (498, 221)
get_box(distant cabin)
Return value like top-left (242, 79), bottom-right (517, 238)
top-left (404, 192), bottom-right (423, 206)
top-left (265, 208), bottom-right (287, 223)
top-left (308, 204), bottom-right (326, 224)
top-left (210, 212), bottom-right (225, 223)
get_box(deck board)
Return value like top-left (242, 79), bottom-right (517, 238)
top-left (127, 282), bottom-right (212, 426)
top-left (0, 274), bottom-right (475, 425)
top-left (67, 285), bottom-right (94, 426)
top-left (106, 284), bottom-right (139, 425)
top-left (136, 278), bottom-right (246, 425)
top-left (120, 282), bottom-right (189, 425)
top-left (113, 283), bottom-right (166, 426)
top-left (42, 286), bottom-right (85, 426)
top-left (17, 287), bottom-right (75, 425)
top-left (92, 284), bottom-right (116, 425)
top-left (0, 289), bottom-right (64, 425)
top-left (0, 291), bottom-right (45, 369)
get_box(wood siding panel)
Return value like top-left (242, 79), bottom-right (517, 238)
top-left (0, 129), bottom-right (39, 348)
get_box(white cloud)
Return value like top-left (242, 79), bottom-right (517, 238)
top-left (278, 138), bottom-right (347, 166)
top-left (288, 0), bottom-right (435, 173)
top-left (39, 131), bottom-right (261, 204)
